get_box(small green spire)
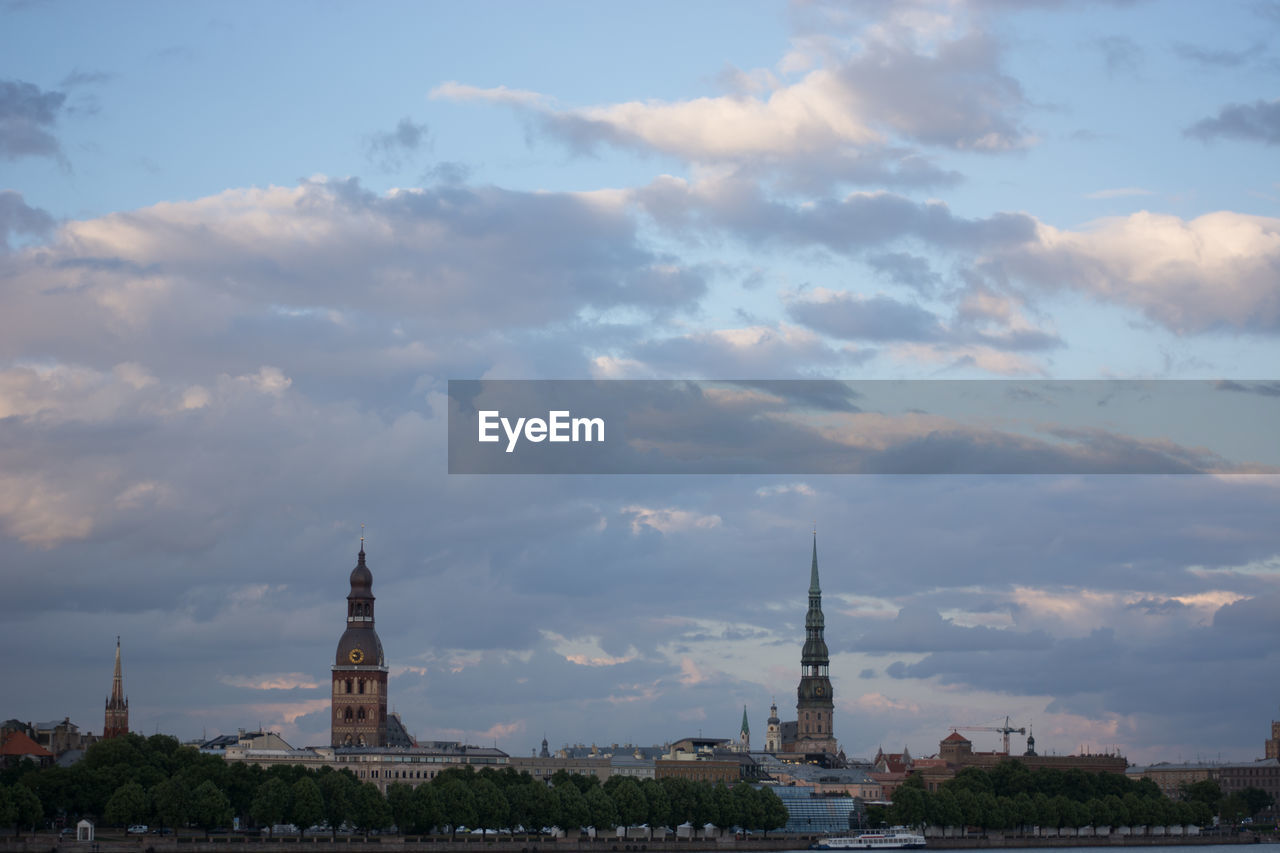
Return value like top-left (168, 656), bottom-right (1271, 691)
top-left (741, 704), bottom-right (750, 735)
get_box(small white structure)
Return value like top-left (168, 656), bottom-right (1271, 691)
top-left (76, 820), bottom-right (94, 842)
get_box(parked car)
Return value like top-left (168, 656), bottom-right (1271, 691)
top-left (127, 825), bottom-right (149, 834)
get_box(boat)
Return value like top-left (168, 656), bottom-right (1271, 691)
top-left (811, 829), bottom-right (927, 849)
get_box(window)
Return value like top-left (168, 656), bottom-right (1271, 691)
top-left (358, 680), bottom-right (365, 694)
top-left (358, 707), bottom-right (366, 721)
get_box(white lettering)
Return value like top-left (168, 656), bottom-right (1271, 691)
top-left (572, 416), bottom-right (604, 442)
top-left (479, 410), bottom-right (605, 453)
top-left (549, 410), bottom-right (570, 442)
top-left (501, 416), bottom-right (526, 453)
top-left (478, 411), bottom-right (500, 443)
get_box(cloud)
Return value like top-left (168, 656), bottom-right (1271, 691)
top-left (365, 117), bottom-right (431, 171)
top-left (220, 672), bottom-right (322, 690)
top-left (1186, 99), bottom-right (1280, 146)
top-left (1173, 41), bottom-right (1265, 69)
top-left (0, 190), bottom-right (54, 249)
top-left (1096, 36), bottom-right (1143, 76)
top-left (435, 26), bottom-right (1028, 187)
top-left (622, 505), bottom-right (721, 535)
top-left (1083, 187), bottom-right (1154, 199)
top-left (991, 210), bottom-right (1280, 334)
top-left (0, 78), bottom-right (66, 162)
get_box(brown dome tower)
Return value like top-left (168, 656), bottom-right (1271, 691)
top-left (331, 539), bottom-right (388, 747)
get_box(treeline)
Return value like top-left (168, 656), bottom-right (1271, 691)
top-left (877, 762), bottom-right (1214, 831)
top-left (0, 734), bottom-right (787, 837)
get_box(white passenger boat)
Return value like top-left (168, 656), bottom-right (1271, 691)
top-left (811, 829), bottom-right (926, 849)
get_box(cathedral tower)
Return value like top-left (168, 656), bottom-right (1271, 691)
top-left (104, 636), bottom-right (129, 739)
top-left (794, 534), bottom-right (837, 754)
top-left (331, 540), bottom-right (389, 747)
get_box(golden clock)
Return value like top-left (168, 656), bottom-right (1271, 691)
top-left (349, 648), bottom-right (364, 664)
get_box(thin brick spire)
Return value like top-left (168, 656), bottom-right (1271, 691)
top-left (809, 531), bottom-right (820, 595)
top-left (111, 636), bottom-right (124, 704)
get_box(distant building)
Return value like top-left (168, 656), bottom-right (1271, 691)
top-left (1266, 718), bottom-right (1280, 761)
top-left (224, 741), bottom-right (508, 794)
top-left (104, 637), bottom-right (128, 739)
top-left (937, 731), bottom-right (1126, 776)
top-left (780, 536), bottom-right (838, 760)
top-left (654, 757), bottom-right (739, 784)
top-left (509, 754), bottom-right (611, 784)
top-left (739, 705), bottom-right (750, 751)
top-left (0, 729), bottom-right (54, 769)
top-left (332, 540), bottom-right (389, 747)
top-left (765, 702), bottom-right (781, 753)
top-left (198, 729), bottom-right (294, 754)
top-left (771, 784), bottom-right (860, 833)
top-left (1127, 762), bottom-right (1220, 799)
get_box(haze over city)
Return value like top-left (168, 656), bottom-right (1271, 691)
top-left (2, 0), bottom-right (1279, 767)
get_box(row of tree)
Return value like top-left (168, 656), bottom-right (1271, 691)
top-left (0, 734), bottom-right (787, 837)
top-left (1179, 779), bottom-right (1275, 824)
top-left (875, 761), bottom-right (1276, 831)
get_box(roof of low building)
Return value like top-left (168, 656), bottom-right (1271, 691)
top-left (0, 730), bottom-right (53, 758)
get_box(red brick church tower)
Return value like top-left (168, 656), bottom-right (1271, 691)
top-left (331, 539), bottom-right (388, 747)
top-left (104, 636), bottom-right (129, 738)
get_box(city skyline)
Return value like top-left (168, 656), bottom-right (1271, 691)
top-left (2, 1), bottom-right (1279, 766)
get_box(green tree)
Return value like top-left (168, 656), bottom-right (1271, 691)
top-left (641, 779), bottom-right (670, 830)
top-left (386, 782), bottom-right (415, 834)
top-left (12, 785), bottom-right (42, 834)
top-left (105, 781), bottom-right (149, 828)
top-left (758, 787), bottom-right (788, 837)
top-left (409, 782), bottom-right (441, 835)
top-left (190, 779), bottom-right (232, 839)
top-left (471, 777), bottom-right (510, 838)
top-left (436, 779), bottom-right (477, 840)
top-left (709, 783), bottom-right (737, 831)
top-left (1180, 779), bottom-right (1222, 809)
top-left (525, 782), bottom-right (557, 834)
top-left (891, 784), bottom-right (926, 827)
top-left (611, 778), bottom-right (647, 828)
top-left (152, 777), bottom-right (191, 833)
top-left (554, 782), bottom-right (590, 835)
top-left (585, 785), bottom-right (616, 833)
top-left (1239, 786), bottom-right (1274, 819)
top-left (250, 777), bottom-right (290, 837)
top-left (289, 777), bottom-right (323, 837)
top-left (318, 771), bottom-right (356, 837)
top-left (731, 784), bottom-right (761, 833)
top-left (351, 782), bottom-right (391, 837)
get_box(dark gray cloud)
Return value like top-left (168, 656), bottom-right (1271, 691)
top-left (634, 176), bottom-right (1038, 257)
top-left (1186, 98), bottom-right (1280, 145)
top-left (0, 189), bottom-right (54, 249)
top-left (365, 117), bottom-right (431, 171)
top-left (788, 292), bottom-right (946, 342)
top-left (60, 68), bottom-right (114, 88)
top-left (866, 252), bottom-right (944, 295)
top-left (0, 78), bottom-right (66, 162)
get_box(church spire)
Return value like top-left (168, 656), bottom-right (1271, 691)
top-left (809, 531), bottom-right (820, 595)
top-left (111, 636), bottom-right (124, 704)
top-left (104, 636), bottom-right (129, 738)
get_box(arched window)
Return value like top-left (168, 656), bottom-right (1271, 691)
top-left (358, 707), bottom-right (366, 720)
top-left (346, 679), bottom-right (353, 694)
top-left (344, 707), bottom-right (353, 721)
top-left (358, 680), bottom-right (365, 694)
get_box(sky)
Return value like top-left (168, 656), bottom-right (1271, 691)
top-left (2, 0), bottom-right (1280, 767)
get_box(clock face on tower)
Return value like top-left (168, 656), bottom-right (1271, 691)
top-left (815, 685), bottom-right (824, 696)
top-left (349, 648), bottom-right (364, 664)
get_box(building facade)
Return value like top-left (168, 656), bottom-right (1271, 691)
top-left (103, 637), bottom-right (128, 739)
top-left (225, 742), bottom-right (508, 793)
top-left (331, 542), bottom-right (389, 747)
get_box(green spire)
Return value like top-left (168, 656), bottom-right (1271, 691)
top-left (809, 532), bottom-right (820, 595)
top-left (741, 705), bottom-right (750, 735)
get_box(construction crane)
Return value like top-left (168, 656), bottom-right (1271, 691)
top-left (949, 716), bottom-right (1026, 755)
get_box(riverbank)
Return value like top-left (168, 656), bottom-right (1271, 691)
top-left (0, 834), bottom-right (1273, 853)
